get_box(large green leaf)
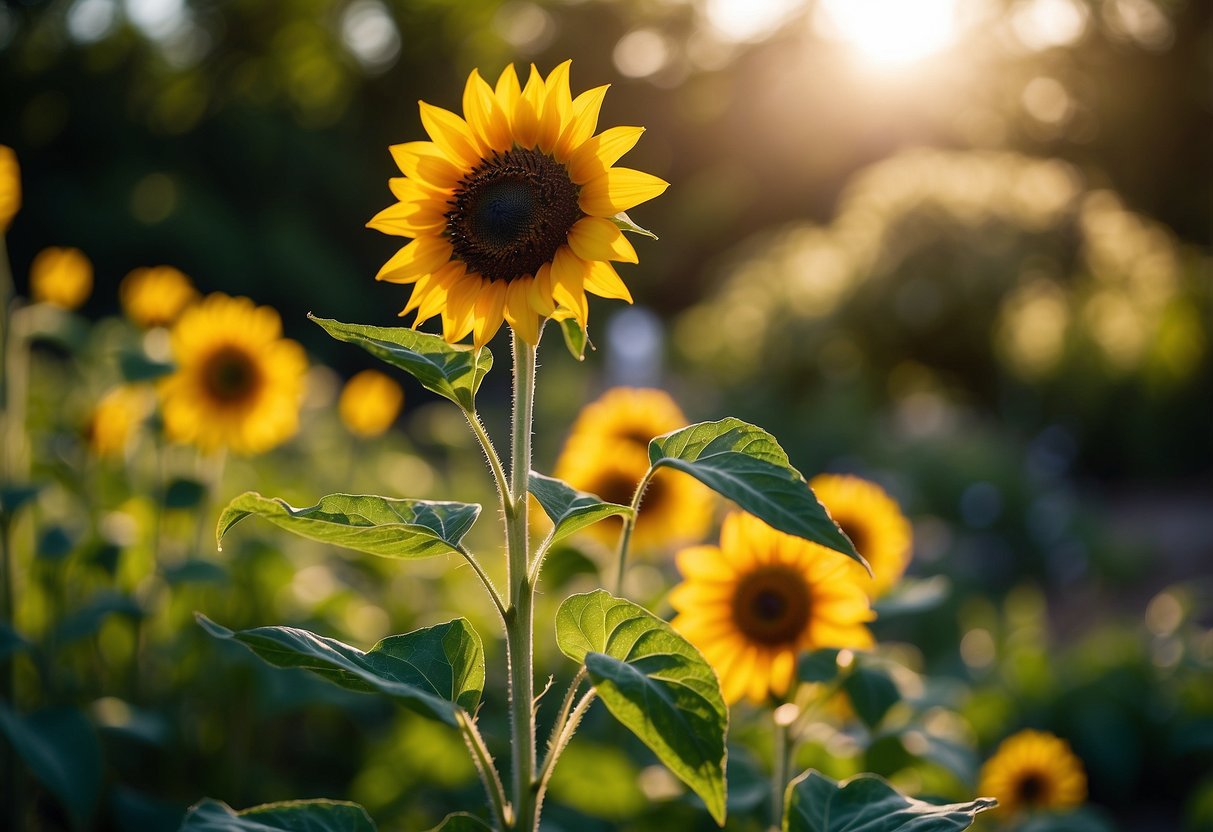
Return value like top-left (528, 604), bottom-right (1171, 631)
top-left (179, 798), bottom-right (376, 831)
top-left (310, 315), bottom-right (491, 410)
top-left (555, 590), bottom-right (728, 825)
top-left (648, 419), bottom-right (865, 567)
top-left (0, 705), bottom-right (102, 830)
top-left (529, 472), bottom-right (633, 545)
top-left (784, 771), bottom-right (996, 832)
top-left (423, 813), bottom-right (493, 832)
top-left (216, 492), bottom-right (479, 559)
top-left (841, 658), bottom-right (901, 729)
top-left (197, 615), bottom-right (484, 726)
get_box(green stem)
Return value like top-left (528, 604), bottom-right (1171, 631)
top-left (464, 408), bottom-right (510, 518)
top-left (457, 710), bottom-right (511, 831)
top-left (457, 545), bottom-right (507, 622)
top-left (611, 469), bottom-right (654, 595)
top-left (504, 333), bottom-right (538, 831)
top-left (772, 710), bottom-right (789, 830)
top-left (533, 667), bottom-right (595, 815)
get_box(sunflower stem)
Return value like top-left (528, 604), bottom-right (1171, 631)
top-left (772, 710), bottom-right (789, 830)
top-left (611, 469), bottom-right (654, 595)
top-left (457, 710), bottom-right (512, 832)
top-left (504, 333), bottom-right (538, 831)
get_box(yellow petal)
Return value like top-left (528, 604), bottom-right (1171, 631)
top-left (462, 69), bottom-right (512, 154)
top-left (537, 60), bottom-right (572, 154)
top-left (567, 216), bottom-right (639, 264)
top-left (555, 85), bottom-right (610, 161)
top-left (389, 141), bottom-right (462, 192)
top-left (374, 236), bottom-right (454, 283)
top-left (442, 274), bottom-right (480, 343)
top-left (584, 260), bottom-right (633, 303)
top-left (569, 126), bottom-right (646, 185)
top-left (551, 246), bottom-right (589, 324)
top-left (494, 63), bottom-right (521, 128)
top-left (372, 196), bottom-right (446, 236)
top-left (504, 279), bottom-right (540, 345)
top-left (418, 101), bottom-right (483, 169)
top-left (472, 280), bottom-right (508, 348)
top-left (414, 269), bottom-right (460, 326)
top-left (512, 64), bottom-right (544, 149)
top-left (579, 168), bottom-right (669, 217)
top-left (528, 262), bottom-right (557, 317)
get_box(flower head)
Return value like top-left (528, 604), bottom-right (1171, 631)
top-left (159, 293), bottom-right (307, 454)
top-left (0, 145), bottom-right (19, 231)
top-left (978, 729), bottom-right (1087, 817)
top-left (553, 387), bottom-right (712, 550)
top-left (370, 62), bottom-right (668, 347)
top-left (30, 247), bottom-right (92, 310)
top-left (120, 266), bottom-right (199, 328)
top-left (671, 512), bottom-right (875, 705)
top-left (810, 474), bottom-right (912, 597)
top-left (87, 386), bottom-right (152, 458)
top-left (339, 369), bottom-right (404, 438)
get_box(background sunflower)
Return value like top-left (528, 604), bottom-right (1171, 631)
top-left (809, 473), bottom-right (912, 598)
top-left (978, 729), bottom-right (1088, 817)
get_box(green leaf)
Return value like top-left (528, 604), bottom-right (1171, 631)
top-left (118, 351), bottom-right (175, 382)
top-left (423, 813), bottom-right (493, 832)
top-left (216, 492), bottom-right (479, 559)
top-left (196, 615), bottom-right (484, 726)
top-left (784, 771), bottom-right (996, 832)
top-left (555, 590), bottom-right (728, 825)
top-left (797, 649), bottom-right (842, 684)
top-left (0, 705), bottom-right (102, 830)
top-left (529, 472), bottom-right (633, 545)
top-left (841, 658), bottom-right (900, 729)
top-left (557, 318), bottom-right (592, 361)
top-left (612, 211), bottom-right (658, 240)
top-left (179, 798), bottom-right (377, 831)
top-left (873, 576), bottom-right (951, 617)
top-left (648, 419), bottom-right (865, 568)
top-left (310, 315), bottom-right (491, 411)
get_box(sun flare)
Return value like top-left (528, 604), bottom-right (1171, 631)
top-left (817, 0), bottom-right (960, 67)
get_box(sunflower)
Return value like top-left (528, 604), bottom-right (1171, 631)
top-left (30, 247), bottom-right (92, 310)
top-left (978, 729), bottom-right (1087, 817)
top-left (87, 386), bottom-right (152, 458)
top-left (339, 369), bottom-right (404, 438)
top-left (159, 293), bottom-right (307, 454)
top-left (369, 61), bottom-right (668, 348)
top-left (809, 473), bottom-right (912, 598)
top-left (553, 387), bottom-right (713, 551)
top-left (671, 512), bottom-right (875, 705)
top-left (120, 266), bottom-right (199, 328)
top-left (0, 145), bottom-right (18, 231)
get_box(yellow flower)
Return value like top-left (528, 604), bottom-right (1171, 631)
top-left (978, 729), bottom-right (1087, 817)
top-left (0, 145), bottom-right (19, 231)
top-left (671, 512), bottom-right (875, 705)
top-left (30, 247), bottom-right (93, 310)
top-left (553, 387), bottom-right (712, 551)
top-left (370, 61), bottom-right (668, 348)
top-left (120, 266), bottom-right (199, 327)
top-left (87, 386), bottom-right (152, 458)
top-left (810, 474), bottom-right (912, 598)
top-left (159, 293), bottom-right (308, 454)
top-left (339, 369), bottom-right (404, 438)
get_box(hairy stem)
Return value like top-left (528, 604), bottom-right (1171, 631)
top-left (458, 710), bottom-right (511, 831)
top-left (611, 469), bottom-right (655, 595)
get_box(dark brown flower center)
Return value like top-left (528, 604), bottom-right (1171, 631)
top-left (201, 346), bottom-right (261, 405)
top-left (1016, 773), bottom-right (1047, 805)
top-left (732, 565), bottom-right (811, 646)
top-left (446, 148), bottom-right (581, 282)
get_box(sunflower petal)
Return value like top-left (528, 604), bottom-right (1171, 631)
top-left (538, 60), bottom-right (572, 153)
top-left (584, 260), bottom-right (633, 303)
top-left (373, 194), bottom-right (447, 236)
top-left (374, 236), bottom-right (454, 283)
top-left (512, 64), bottom-right (544, 149)
top-left (556, 85), bottom-right (610, 161)
top-left (442, 274), bottom-right (479, 343)
top-left (504, 278), bottom-right (541, 345)
top-left (567, 216), bottom-right (639, 264)
top-left (579, 167), bottom-right (669, 216)
top-left (418, 102), bottom-right (483, 169)
top-left (472, 279), bottom-right (508, 348)
top-left (494, 63), bottom-right (521, 124)
top-left (463, 68), bottom-right (512, 154)
top-left (389, 141), bottom-right (462, 191)
top-left (551, 246), bottom-right (590, 324)
top-left (528, 262), bottom-right (557, 317)
top-left (569, 126), bottom-right (646, 184)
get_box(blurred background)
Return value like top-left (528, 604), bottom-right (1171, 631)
top-left (2, 1), bottom-right (1210, 831)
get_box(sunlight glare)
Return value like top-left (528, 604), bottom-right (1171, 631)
top-left (816, 0), bottom-right (960, 67)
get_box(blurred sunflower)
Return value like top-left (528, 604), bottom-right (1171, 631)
top-left (30, 247), bottom-right (92, 310)
top-left (553, 387), bottom-right (712, 550)
top-left (120, 266), bottom-right (199, 328)
top-left (978, 729), bottom-right (1087, 816)
top-left (159, 293), bottom-right (307, 454)
top-left (810, 474), bottom-right (911, 597)
top-left (671, 512), bottom-right (875, 705)
top-left (87, 386), bottom-right (152, 458)
top-left (369, 61), bottom-right (667, 347)
top-left (339, 369), bottom-right (404, 438)
top-left (0, 145), bottom-right (19, 231)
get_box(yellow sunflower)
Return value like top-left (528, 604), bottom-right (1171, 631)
top-left (30, 247), bottom-right (93, 310)
top-left (671, 511), bottom-right (875, 705)
top-left (159, 293), bottom-right (307, 455)
top-left (978, 729), bottom-right (1087, 817)
top-left (369, 61), bottom-right (668, 348)
top-left (810, 473), bottom-right (912, 598)
top-left (553, 387), bottom-right (713, 551)
top-left (339, 369), bottom-right (404, 438)
top-left (0, 145), bottom-right (19, 231)
top-left (87, 386), bottom-right (153, 458)
top-left (120, 266), bottom-right (199, 328)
